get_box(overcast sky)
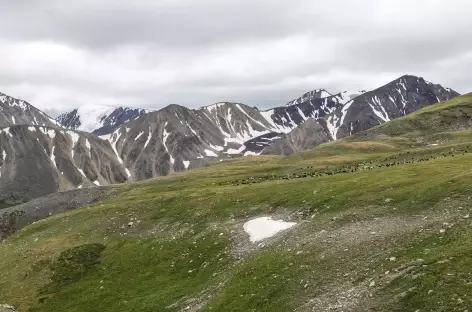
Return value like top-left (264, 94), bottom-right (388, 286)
top-left (1, 0), bottom-right (471, 116)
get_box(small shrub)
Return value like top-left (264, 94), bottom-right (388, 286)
top-left (39, 243), bottom-right (106, 295)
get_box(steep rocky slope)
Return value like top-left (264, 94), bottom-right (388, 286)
top-left (261, 75), bottom-right (459, 155)
top-left (0, 92), bottom-right (58, 128)
top-left (326, 75), bottom-right (459, 139)
top-left (261, 118), bottom-right (332, 156)
top-left (100, 96), bottom-right (352, 179)
top-left (0, 126), bottom-right (127, 202)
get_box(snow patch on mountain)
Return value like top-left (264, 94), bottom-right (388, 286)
top-left (73, 105), bottom-right (116, 132)
top-left (244, 217), bottom-right (297, 242)
top-left (57, 105), bottom-right (152, 135)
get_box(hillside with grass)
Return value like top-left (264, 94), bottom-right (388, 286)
top-left (1, 94), bottom-right (472, 311)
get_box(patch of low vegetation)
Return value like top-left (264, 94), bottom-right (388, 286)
top-left (39, 243), bottom-right (106, 295)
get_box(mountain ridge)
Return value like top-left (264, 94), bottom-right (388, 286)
top-left (0, 74), bottom-right (460, 202)
top-left (0, 92), bottom-right (59, 128)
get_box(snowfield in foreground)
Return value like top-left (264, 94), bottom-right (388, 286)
top-left (243, 217), bottom-right (297, 242)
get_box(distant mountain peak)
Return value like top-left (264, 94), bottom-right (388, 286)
top-left (285, 89), bottom-right (333, 106)
top-left (57, 105), bottom-right (151, 135)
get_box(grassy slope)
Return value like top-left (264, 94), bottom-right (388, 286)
top-left (1, 94), bottom-right (472, 311)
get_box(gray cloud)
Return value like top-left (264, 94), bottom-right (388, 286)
top-left (0, 0), bottom-right (471, 113)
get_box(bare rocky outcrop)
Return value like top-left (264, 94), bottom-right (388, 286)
top-left (0, 126), bottom-right (127, 203)
top-left (262, 118), bottom-right (332, 155)
top-left (0, 304), bottom-right (16, 312)
top-left (0, 186), bottom-right (120, 239)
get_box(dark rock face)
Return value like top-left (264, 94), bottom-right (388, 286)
top-left (285, 88), bottom-right (333, 106)
top-left (326, 75), bottom-right (460, 140)
top-left (262, 118), bottom-right (333, 156)
top-left (0, 92), bottom-right (57, 128)
top-left (260, 75), bottom-right (459, 156)
top-left (56, 108), bottom-right (81, 130)
top-left (0, 126), bottom-right (127, 203)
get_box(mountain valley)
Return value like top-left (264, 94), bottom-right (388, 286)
top-left (2, 91), bottom-right (472, 312)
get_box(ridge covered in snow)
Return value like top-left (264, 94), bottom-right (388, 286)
top-left (57, 105), bottom-right (151, 135)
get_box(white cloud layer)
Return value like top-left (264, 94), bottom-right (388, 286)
top-left (0, 0), bottom-right (471, 114)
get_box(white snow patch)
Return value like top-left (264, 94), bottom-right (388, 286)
top-left (203, 102), bottom-right (226, 112)
top-left (50, 146), bottom-right (56, 167)
top-left (226, 145), bottom-right (246, 155)
top-left (93, 180), bottom-right (100, 186)
top-left (260, 109), bottom-right (294, 134)
top-left (100, 132), bottom-right (124, 165)
top-left (209, 143), bottom-right (224, 151)
top-left (135, 131), bottom-right (145, 140)
top-left (143, 129), bottom-right (153, 150)
top-left (47, 129), bottom-right (56, 139)
top-left (0, 128), bottom-right (12, 137)
top-left (235, 104), bottom-right (267, 129)
top-left (162, 123), bottom-right (174, 164)
top-left (78, 185), bottom-right (83, 189)
top-left (204, 149), bottom-right (218, 157)
top-left (85, 139), bottom-right (92, 157)
top-left (320, 90), bottom-right (332, 98)
top-left (187, 124), bottom-right (198, 136)
top-left (369, 97), bottom-right (390, 122)
top-left (72, 105), bottom-right (117, 132)
top-left (77, 168), bottom-right (86, 177)
top-left (243, 217), bottom-right (297, 242)
top-left (296, 107), bottom-right (307, 121)
top-left (67, 131), bottom-right (80, 146)
top-left (244, 151), bottom-right (262, 156)
top-left (327, 100), bottom-right (354, 140)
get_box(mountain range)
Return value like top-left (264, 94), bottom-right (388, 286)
top-left (0, 75), bottom-right (459, 203)
top-left (3, 90), bottom-right (472, 312)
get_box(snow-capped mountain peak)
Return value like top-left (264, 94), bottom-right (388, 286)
top-left (57, 105), bottom-right (152, 135)
top-left (75, 105), bottom-right (116, 132)
top-left (341, 90), bottom-right (367, 101)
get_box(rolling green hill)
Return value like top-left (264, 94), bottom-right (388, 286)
top-left (2, 94), bottom-right (472, 312)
